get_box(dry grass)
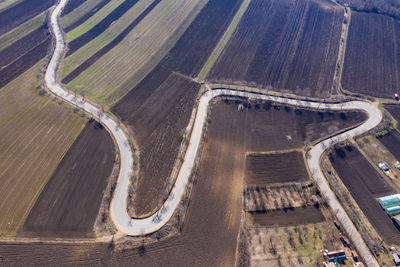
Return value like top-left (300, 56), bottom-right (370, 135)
top-left (65, 0), bottom-right (208, 106)
top-left (0, 61), bottom-right (86, 236)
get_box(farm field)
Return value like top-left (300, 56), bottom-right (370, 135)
top-left (61, 0), bottom-right (86, 16)
top-left (0, 0), bottom-right (55, 35)
top-left (247, 206), bottom-right (324, 227)
top-left (207, 0), bottom-right (343, 98)
top-left (21, 120), bottom-right (116, 238)
top-left (342, 11), bottom-right (400, 98)
top-left (245, 151), bottom-right (308, 184)
top-left (0, 98), bottom-right (367, 265)
top-left (128, 73), bottom-right (200, 216)
top-left (63, 0), bottom-right (209, 105)
top-left (329, 145), bottom-right (400, 245)
top-left (65, 0), bottom-right (139, 55)
top-left (0, 61), bottom-right (86, 236)
top-left (0, 12), bottom-right (45, 50)
top-left (385, 104), bottom-right (400, 127)
top-left (378, 130), bottom-right (400, 160)
top-left (61, 0), bottom-right (110, 32)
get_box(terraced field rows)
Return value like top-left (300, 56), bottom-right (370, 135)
top-left (0, 62), bottom-right (86, 236)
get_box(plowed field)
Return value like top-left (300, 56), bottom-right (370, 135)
top-left (330, 146), bottom-right (400, 245)
top-left (207, 0), bottom-right (343, 97)
top-left (342, 11), bottom-right (400, 98)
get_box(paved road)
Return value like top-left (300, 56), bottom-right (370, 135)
top-left (47, 1), bottom-right (380, 265)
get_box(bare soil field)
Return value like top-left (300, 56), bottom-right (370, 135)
top-left (62, 0), bottom-right (161, 84)
top-left (329, 145), bottom-right (400, 245)
top-left (342, 11), bottom-right (400, 98)
top-left (0, 61), bottom-right (86, 236)
top-left (0, 31), bottom-right (50, 88)
top-left (63, 0), bottom-right (110, 33)
top-left (0, 0), bottom-right (55, 35)
top-left (247, 206), bottom-right (324, 227)
top-left (0, 25), bottom-right (49, 68)
top-left (20, 120), bottom-right (116, 238)
top-left (378, 130), bottom-right (400, 161)
top-left (207, 0), bottom-right (343, 97)
top-left (0, 100), bottom-right (366, 265)
top-left (385, 104), bottom-right (400, 126)
top-left (128, 73), bottom-right (200, 216)
top-left (245, 151), bottom-right (308, 184)
top-left (65, 0), bottom-right (139, 56)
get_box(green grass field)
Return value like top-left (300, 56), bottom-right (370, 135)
top-left (0, 61), bottom-right (86, 237)
top-left (61, 0), bottom-right (104, 30)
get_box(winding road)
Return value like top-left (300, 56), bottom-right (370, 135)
top-left (46, 1), bottom-right (380, 266)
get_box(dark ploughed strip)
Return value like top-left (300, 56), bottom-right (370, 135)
top-left (61, 0), bottom-right (87, 16)
top-left (64, 0), bottom-right (111, 33)
top-left (0, 26), bottom-right (49, 68)
top-left (0, 0), bottom-right (56, 35)
top-left (62, 0), bottom-right (161, 84)
top-left (111, 0), bottom-right (243, 120)
top-left (65, 0), bottom-right (140, 56)
top-left (21, 120), bottom-right (116, 238)
top-left (0, 37), bottom-right (50, 88)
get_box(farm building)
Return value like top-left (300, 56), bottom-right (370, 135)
top-left (378, 194), bottom-right (400, 215)
top-left (327, 250), bottom-right (347, 263)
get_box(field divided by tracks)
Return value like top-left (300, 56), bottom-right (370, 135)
top-left (0, 100), bottom-right (367, 265)
top-left (0, 62), bottom-right (86, 236)
top-left (21, 120), bottom-right (116, 238)
top-left (63, 0), bottom-right (208, 105)
top-left (342, 11), bottom-right (400, 98)
top-left (207, 0), bottom-right (343, 98)
top-left (330, 146), bottom-right (400, 245)
top-left (0, 0), bottom-right (55, 35)
top-left (245, 151), bottom-right (308, 185)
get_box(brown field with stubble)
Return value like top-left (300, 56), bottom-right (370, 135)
top-left (207, 0), bottom-right (343, 97)
top-left (21, 120), bottom-right (116, 238)
top-left (245, 151), bottom-right (308, 184)
top-left (342, 11), bottom-right (400, 98)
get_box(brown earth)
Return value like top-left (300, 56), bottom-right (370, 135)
top-left (329, 145), bottom-right (400, 245)
top-left (129, 73), bottom-right (200, 217)
top-left (0, 100), bottom-right (367, 265)
top-left (378, 130), bottom-right (400, 161)
top-left (245, 151), bottom-right (308, 185)
top-left (20, 120), bottom-right (116, 238)
top-left (342, 11), bottom-right (400, 98)
top-left (385, 104), bottom-right (400, 128)
top-left (247, 206), bottom-right (324, 227)
top-left (207, 0), bottom-right (343, 97)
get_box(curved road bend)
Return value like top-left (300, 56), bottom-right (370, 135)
top-left (47, 1), bottom-right (379, 266)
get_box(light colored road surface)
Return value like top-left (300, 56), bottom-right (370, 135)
top-left (48, 1), bottom-right (379, 266)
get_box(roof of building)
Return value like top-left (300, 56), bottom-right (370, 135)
top-left (386, 206), bottom-right (400, 215)
top-left (378, 194), bottom-right (400, 209)
top-left (392, 252), bottom-right (400, 264)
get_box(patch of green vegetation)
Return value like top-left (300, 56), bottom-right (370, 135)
top-left (197, 0), bottom-right (252, 81)
top-left (67, 0), bottom-right (124, 41)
